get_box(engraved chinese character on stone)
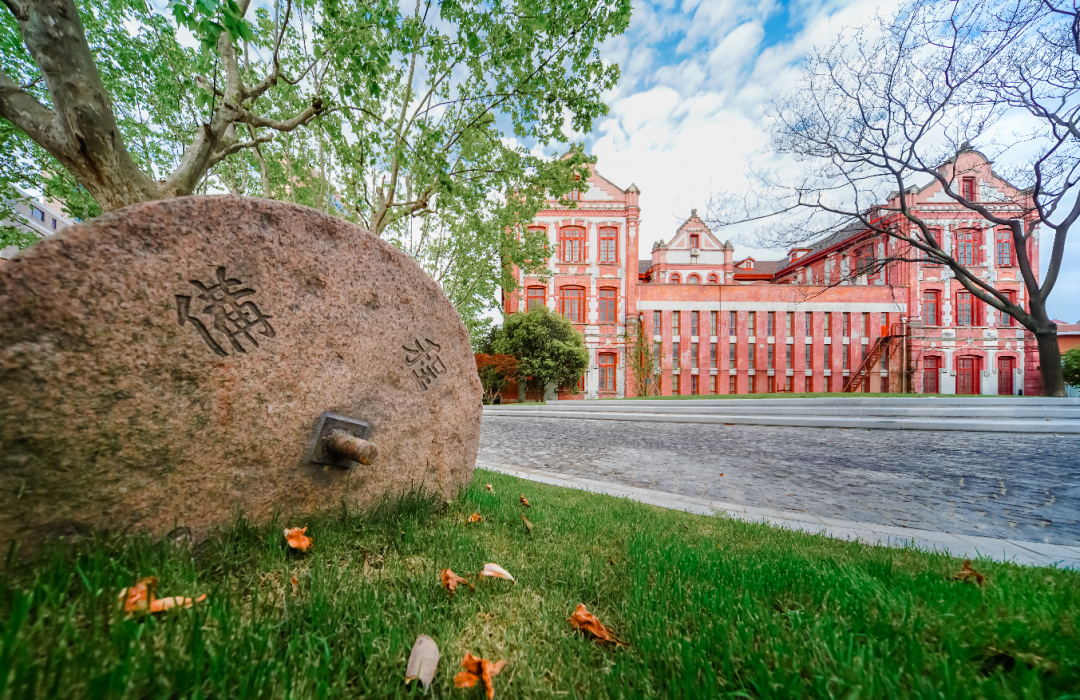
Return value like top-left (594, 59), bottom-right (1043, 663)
top-left (176, 266), bottom-right (275, 357)
top-left (404, 338), bottom-right (446, 390)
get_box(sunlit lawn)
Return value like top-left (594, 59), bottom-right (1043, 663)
top-left (1, 469), bottom-right (1076, 699)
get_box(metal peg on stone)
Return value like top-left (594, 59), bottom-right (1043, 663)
top-left (325, 430), bottom-right (379, 465)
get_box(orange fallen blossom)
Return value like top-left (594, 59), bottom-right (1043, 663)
top-left (485, 484), bottom-right (493, 491)
top-left (455, 652), bottom-right (507, 700)
top-left (284, 526), bottom-right (313, 552)
top-left (569, 603), bottom-right (627, 645)
top-left (118, 577), bottom-right (207, 615)
top-left (954, 559), bottom-right (987, 586)
top-left (467, 512), bottom-right (483, 523)
top-left (441, 569), bottom-right (475, 596)
top-left (519, 494), bottom-right (531, 507)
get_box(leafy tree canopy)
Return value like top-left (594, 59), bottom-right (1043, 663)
top-left (492, 306), bottom-right (589, 394)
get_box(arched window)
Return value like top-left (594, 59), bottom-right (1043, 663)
top-left (560, 286), bottom-right (585, 323)
top-left (687, 274), bottom-right (700, 284)
top-left (559, 227), bottom-right (586, 263)
top-left (707, 273), bottom-right (718, 283)
top-left (526, 286), bottom-right (546, 311)
top-left (599, 227), bottom-right (618, 263)
top-left (670, 273), bottom-right (680, 284)
top-left (598, 288), bottom-right (617, 324)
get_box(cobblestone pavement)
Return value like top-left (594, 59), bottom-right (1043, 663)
top-left (478, 417), bottom-right (1080, 546)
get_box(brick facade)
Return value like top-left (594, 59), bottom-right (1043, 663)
top-left (503, 148), bottom-right (1042, 399)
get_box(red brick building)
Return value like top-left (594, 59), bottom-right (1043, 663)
top-left (502, 148), bottom-right (1042, 399)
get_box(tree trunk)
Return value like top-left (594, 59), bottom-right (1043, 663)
top-left (1034, 328), bottom-right (1066, 397)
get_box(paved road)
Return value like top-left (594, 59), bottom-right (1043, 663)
top-left (478, 416), bottom-right (1080, 546)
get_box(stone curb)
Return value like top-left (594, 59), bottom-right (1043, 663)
top-left (475, 461), bottom-right (1080, 569)
top-left (481, 409), bottom-right (1080, 434)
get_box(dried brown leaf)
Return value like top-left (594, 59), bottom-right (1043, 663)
top-left (519, 494), bottom-right (531, 507)
top-left (454, 652), bottom-right (507, 699)
top-left (520, 514), bottom-right (534, 534)
top-left (569, 603), bottom-right (628, 646)
top-left (467, 512), bottom-right (483, 523)
top-left (954, 559), bottom-right (987, 586)
top-left (441, 568), bottom-right (474, 596)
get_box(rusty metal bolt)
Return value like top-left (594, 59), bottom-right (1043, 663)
top-left (325, 430), bottom-right (379, 465)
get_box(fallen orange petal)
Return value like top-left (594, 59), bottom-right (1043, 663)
top-left (569, 603), bottom-right (628, 645)
top-left (118, 576), bottom-right (157, 614)
top-left (441, 568), bottom-right (474, 596)
top-left (479, 563), bottom-right (514, 582)
top-left (284, 526), bottom-right (313, 552)
top-left (485, 484), bottom-right (493, 491)
top-left (467, 512), bottom-right (483, 523)
top-left (455, 652), bottom-right (506, 699)
top-left (519, 494), bottom-right (531, 507)
top-left (150, 594), bottom-right (207, 613)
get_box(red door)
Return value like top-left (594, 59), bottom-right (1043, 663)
top-left (957, 357), bottom-right (977, 395)
top-left (923, 357), bottom-right (939, 394)
top-left (998, 357), bottom-right (1014, 395)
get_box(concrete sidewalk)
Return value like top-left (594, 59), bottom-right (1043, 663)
top-left (485, 396), bottom-right (1080, 433)
top-left (477, 461), bottom-right (1080, 569)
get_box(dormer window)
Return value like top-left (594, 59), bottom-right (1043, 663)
top-left (744, 260), bottom-right (753, 269)
top-left (961, 177), bottom-right (976, 201)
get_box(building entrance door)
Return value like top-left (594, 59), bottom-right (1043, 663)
top-left (957, 356), bottom-right (978, 395)
top-left (998, 357), bottom-right (1014, 395)
top-left (923, 356), bottom-right (939, 394)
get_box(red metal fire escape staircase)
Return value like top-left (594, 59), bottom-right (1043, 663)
top-left (843, 323), bottom-right (905, 393)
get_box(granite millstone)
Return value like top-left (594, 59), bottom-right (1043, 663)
top-left (0, 196), bottom-right (482, 552)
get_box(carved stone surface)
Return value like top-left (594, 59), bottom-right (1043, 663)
top-left (0, 196), bottom-right (482, 553)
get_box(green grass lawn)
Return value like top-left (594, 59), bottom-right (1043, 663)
top-left (2, 469), bottom-right (1077, 699)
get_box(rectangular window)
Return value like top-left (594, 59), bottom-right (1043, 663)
top-left (786, 312), bottom-right (793, 337)
top-left (653, 311), bottom-right (661, 335)
top-left (672, 373), bottom-right (680, 395)
top-left (730, 311), bottom-right (738, 335)
top-left (598, 288), bottom-right (617, 324)
top-left (51, 218), bottom-right (57, 229)
top-left (526, 286), bottom-right (545, 310)
top-left (785, 375), bottom-right (792, 392)
top-left (805, 312), bottom-right (812, 337)
top-left (691, 343), bottom-right (699, 369)
top-left (560, 287), bottom-right (584, 323)
top-left (805, 347), bottom-right (812, 371)
top-left (691, 374), bottom-right (698, 395)
top-left (30, 207), bottom-right (44, 222)
top-left (843, 313), bottom-right (850, 337)
top-left (672, 311), bottom-right (680, 337)
top-left (729, 342), bottom-right (737, 368)
top-left (710, 311), bottom-right (718, 337)
top-left (599, 227), bottom-right (618, 263)
top-left (653, 341), bottom-right (661, 367)
top-left (767, 343), bottom-right (775, 368)
top-left (599, 352), bottom-right (616, 391)
top-left (786, 344), bottom-right (792, 370)
top-left (691, 311), bottom-right (699, 337)
top-left (559, 227), bottom-right (586, 263)
top-left (672, 341), bottom-right (680, 369)
top-left (749, 343), bottom-right (756, 368)
top-left (862, 312), bottom-right (871, 336)
top-left (843, 345), bottom-right (849, 368)
top-left (923, 291), bottom-right (939, 325)
top-left (962, 177), bottom-right (976, 202)
top-left (729, 375), bottom-right (736, 394)
top-left (996, 230), bottom-right (1012, 266)
top-left (957, 292), bottom-right (974, 326)
top-left (767, 312), bottom-right (775, 337)
top-left (824, 312), bottom-right (831, 336)
top-left (1000, 291), bottom-right (1016, 326)
top-left (956, 230), bottom-right (976, 266)
top-left (690, 233), bottom-right (699, 249)
top-left (710, 343), bottom-right (717, 368)
top-left (748, 312), bottom-right (756, 338)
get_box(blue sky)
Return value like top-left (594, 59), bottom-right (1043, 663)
top-left (561, 0), bottom-right (1079, 323)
